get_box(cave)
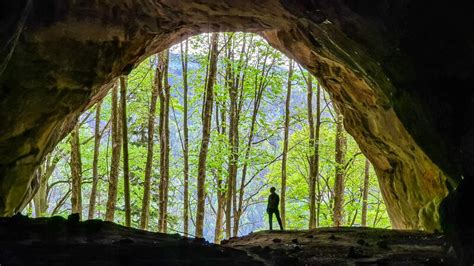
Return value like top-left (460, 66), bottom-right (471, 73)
top-left (0, 0), bottom-right (473, 264)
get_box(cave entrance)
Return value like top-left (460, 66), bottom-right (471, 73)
top-left (26, 32), bottom-right (390, 241)
top-left (0, 1), bottom-right (449, 242)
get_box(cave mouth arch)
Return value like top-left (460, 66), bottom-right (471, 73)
top-left (0, 1), bottom-right (456, 233)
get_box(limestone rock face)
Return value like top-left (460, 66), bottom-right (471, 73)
top-left (0, 0), bottom-right (472, 232)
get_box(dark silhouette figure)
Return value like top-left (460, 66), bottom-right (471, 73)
top-left (267, 187), bottom-right (284, 230)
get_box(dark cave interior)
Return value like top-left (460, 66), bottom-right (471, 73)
top-left (0, 0), bottom-right (473, 264)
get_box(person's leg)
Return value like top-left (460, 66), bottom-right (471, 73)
top-left (275, 209), bottom-right (284, 230)
top-left (268, 211), bottom-right (273, 230)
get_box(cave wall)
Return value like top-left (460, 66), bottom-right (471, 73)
top-left (1, 0), bottom-right (472, 232)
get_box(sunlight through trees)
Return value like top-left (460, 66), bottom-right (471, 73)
top-left (24, 32), bottom-right (390, 241)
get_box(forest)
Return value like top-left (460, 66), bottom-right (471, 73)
top-left (24, 32), bottom-right (390, 242)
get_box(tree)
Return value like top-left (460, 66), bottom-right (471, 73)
top-left (180, 40), bottom-right (190, 236)
top-left (333, 112), bottom-right (347, 226)
top-left (306, 74), bottom-right (321, 229)
top-left (120, 76), bottom-right (131, 227)
top-left (70, 124), bottom-right (83, 219)
top-left (361, 159), bottom-right (370, 226)
top-left (224, 33), bottom-right (252, 237)
top-left (88, 100), bottom-right (102, 219)
top-left (280, 59), bottom-right (293, 228)
top-left (33, 153), bottom-right (61, 217)
top-left (140, 57), bottom-right (160, 230)
top-left (234, 41), bottom-right (273, 235)
top-left (105, 82), bottom-right (122, 222)
top-left (213, 92), bottom-right (227, 243)
top-left (28, 32), bottom-right (392, 237)
top-left (158, 50), bottom-right (170, 233)
top-left (314, 83), bottom-right (322, 228)
top-left (225, 34), bottom-right (239, 238)
top-left (195, 32), bottom-right (219, 238)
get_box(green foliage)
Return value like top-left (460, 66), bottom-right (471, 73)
top-left (28, 32), bottom-right (390, 240)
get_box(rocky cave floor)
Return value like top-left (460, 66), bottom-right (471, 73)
top-left (0, 215), bottom-right (458, 265)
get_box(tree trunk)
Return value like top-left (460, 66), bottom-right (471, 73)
top-left (180, 40), bottom-right (190, 236)
top-left (33, 169), bottom-right (48, 217)
top-left (140, 57), bottom-right (160, 230)
top-left (234, 44), bottom-right (269, 235)
top-left (158, 50), bottom-right (170, 233)
top-left (105, 82), bottom-right (122, 222)
top-left (32, 169), bottom-right (46, 216)
top-left (195, 32), bottom-right (219, 238)
top-left (33, 153), bottom-right (60, 217)
top-left (307, 76), bottom-right (321, 229)
top-left (373, 200), bottom-right (381, 227)
top-left (361, 158), bottom-right (370, 226)
top-left (214, 170), bottom-right (226, 243)
top-left (333, 113), bottom-right (347, 226)
top-left (214, 185), bottom-right (225, 243)
top-left (281, 59), bottom-right (293, 228)
top-left (225, 33), bottom-right (251, 238)
top-left (225, 34), bottom-right (238, 239)
top-left (70, 125), bottom-right (83, 219)
top-left (120, 76), bottom-right (131, 227)
top-left (88, 100), bottom-right (102, 219)
top-left (307, 74), bottom-right (316, 229)
top-left (214, 86), bottom-right (227, 243)
top-left (314, 83), bottom-right (321, 228)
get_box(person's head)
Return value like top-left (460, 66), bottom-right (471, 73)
top-left (270, 187), bottom-right (276, 193)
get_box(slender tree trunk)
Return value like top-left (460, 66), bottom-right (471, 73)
top-left (120, 76), bottom-right (131, 227)
top-left (234, 48), bottom-right (268, 235)
top-left (88, 101), bottom-right (102, 219)
top-left (225, 35), bottom-right (237, 238)
top-left (33, 165), bottom-right (48, 217)
top-left (33, 176), bottom-right (47, 217)
top-left (162, 51), bottom-right (170, 233)
top-left (307, 74), bottom-right (316, 229)
top-left (214, 101), bottom-right (227, 243)
top-left (195, 32), bottom-right (219, 238)
top-left (281, 59), bottom-right (293, 228)
top-left (34, 153), bottom-right (59, 217)
top-left (70, 125), bottom-right (83, 219)
top-left (214, 185), bottom-right (225, 243)
top-left (314, 83), bottom-right (321, 227)
top-left (307, 76), bottom-right (321, 229)
top-left (333, 113), bottom-right (346, 226)
top-left (233, 100), bottom-right (259, 235)
top-left (214, 172), bottom-right (226, 243)
top-left (158, 50), bottom-right (170, 233)
top-left (140, 57), bottom-right (160, 230)
top-left (350, 209), bottom-right (359, 226)
top-left (361, 159), bottom-right (370, 226)
top-left (33, 177), bottom-right (41, 217)
top-left (316, 184), bottom-right (321, 227)
top-left (230, 35), bottom-right (250, 237)
top-left (180, 40), bottom-right (190, 236)
top-left (105, 82), bottom-right (122, 222)
top-left (373, 200), bottom-right (381, 227)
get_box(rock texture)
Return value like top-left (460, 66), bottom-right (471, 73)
top-left (0, 215), bottom-right (459, 265)
top-left (0, 215), bottom-right (261, 265)
top-left (224, 227), bottom-right (457, 265)
top-left (0, 0), bottom-right (473, 235)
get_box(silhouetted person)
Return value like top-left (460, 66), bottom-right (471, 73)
top-left (267, 187), bottom-right (284, 230)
